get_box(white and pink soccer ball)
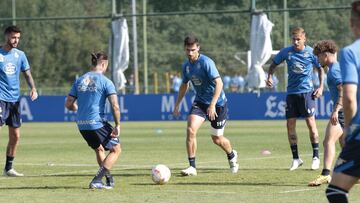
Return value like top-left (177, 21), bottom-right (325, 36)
top-left (151, 164), bottom-right (171, 184)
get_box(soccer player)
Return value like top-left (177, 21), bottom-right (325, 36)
top-left (326, 1), bottom-right (360, 202)
top-left (266, 27), bottom-right (325, 171)
top-left (65, 52), bottom-right (121, 189)
top-left (0, 25), bottom-right (38, 177)
top-left (308, 40), bottom-right (344, 186)
top-left (173, 35), bottom-right (239, 176)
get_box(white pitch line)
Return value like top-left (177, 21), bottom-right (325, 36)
top-left (164, 190), bottom-right (237, 194)
top-left (279, 188), bottom-right (319, 194)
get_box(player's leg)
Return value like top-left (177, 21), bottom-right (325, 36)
top-left (89, 122), bottom-right (121, 189)
top-left (4, 101), bottom-right (23, 177)
top-left (326, 173), bottom-right (357, 202)
top-left (326, 127), bottom-right (360, 202)
top-left (95, 145), bottom-right (106, 166)
top-left (102, 143), bottom-right (121, 170)
top-left (181, 114), bottom-right (204, 176)
top-left (4, 126), bottom-right (23, 177)
top-left (303, 92), bottom-right (320, 170)
top-left (309, 121), bottom-right (343, 186)
top-left (286, 94), bottom-right (303, 170)
top-left (100, 142), bottom-right (121, 188)
top-left (323, 122), bottom-right (343, 174)
top-left (305, 116), bottom-right (320, 170)
top-left (287, 118), bottom-right (303, 170)
top-left (209, 103), bottom-right (238, 173)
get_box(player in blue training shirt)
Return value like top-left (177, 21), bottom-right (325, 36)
top-left (65, 52), bottom-right (121, 189)
top-left (266, 27), bottom-right (325, 171)
top-left (326, 1), bottom-right (360, 202)
top-left (173, 35), bottom-right (239, 176)
top-left (0, 26), bottom-right (38, 177)
top-left (308, 40), bottom-right (344, 187)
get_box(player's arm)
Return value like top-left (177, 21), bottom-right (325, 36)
top-left (207, 77), bottom-right (222, 121)
top-left (313, 67), bottom-right (325, 98)
top-left (343, 84), bottom-right (357, 130)
top-left (108, 94), bottom-right (121, 137)
top-left (65, 95), bottom-right (78, 111)
top-left (173, 82), bottom-right (189, 117)
top-left (23, 69), bottom-right (38, 101)
top-left (266, 63), bottom-right (278, 88)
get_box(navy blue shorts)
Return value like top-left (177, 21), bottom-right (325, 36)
top-left (0, 100), bottom-right (21, 128)
top-left (79, 122), bottom-right (120, 151)
top-left (286, 92), bottom-right (316, 119)
top-left (189, 101), bottom-right (227, 129)
top-left (333, 125), bottom-right (360, 178)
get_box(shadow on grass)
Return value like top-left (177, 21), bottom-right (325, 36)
top-left (0, 186), bottom-right (78, 190)
top-left (131, 182), bottom-right (299, 186)
top-left (173, 182), bottom-right (299, 187)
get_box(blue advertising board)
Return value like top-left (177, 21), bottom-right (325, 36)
top-left (19, 92), bottom-right (334, 122)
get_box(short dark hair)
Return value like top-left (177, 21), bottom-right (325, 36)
top-left (184, 35), bottom-right (199, 46)
top-left (313, 40), bottom-right (338, 56)
top-left (4, 25), bottom-right (21, 35)
top-left (91, 51), bottom-right (108, 66)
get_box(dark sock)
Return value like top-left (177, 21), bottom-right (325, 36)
top-left (92, 166), bottom-right (109, 182)
top-left (105, 170), bottom-right (113, 184)
top-left (312, 143), bottom-right (319, 158)
top-left (189, 157), bottom-right (196, 168)
top-left (326, 184), bottom-right (348, 203)
top-left (227, 151), bottom-right (235, 160)
top-left (321, 169), bottom-right (331, 176)
top-left (290, 145), bottom-right (299, 159)
top-left (5, 156), bottom-right (14, 171)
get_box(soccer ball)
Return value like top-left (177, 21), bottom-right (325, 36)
top-left (151, 164), bottom-right (171, 184)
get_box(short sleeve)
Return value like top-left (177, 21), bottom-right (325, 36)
top-left (105, 79), bottom-right (117, 96)
top-left (181, 63), bottom-right (189, 83)
top-left (272, 48), bottom-right (287, 65)
top-left (20, 52), bottom-right (30, 72)
top-left (340, 48), bottom-right (358, 85)
top-left (205, 59), bottom-right (220, 80)
top-left (312, 55), bottom-right (321, 69)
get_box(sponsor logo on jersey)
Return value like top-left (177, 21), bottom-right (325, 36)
top-left (77, 76), bottom-right (97, 92)
top-left (14, 52), bottom-right (19, 58)
top-left (196, 63), bottom-right (201, 69)
top-left (0, 54), bottom-right (4, 62)
top-left (292, 62), bottom-right (304, 74)
top-left (186, 66), bottom-right (190, 74)
top-left (4, 63), bottom-right (16, 75)
top-left (77, 120), bottom-right (97, 125)
top-left (191, 76), bottom-right (202, 86)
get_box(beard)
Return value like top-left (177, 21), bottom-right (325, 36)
top-left (7, 41), bottom-right (18, 48)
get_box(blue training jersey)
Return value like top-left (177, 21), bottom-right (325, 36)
top-left (273, 45), bottom-right (321, 94)
top-left (0, 48), bottom-right (30, 102)
top-left (69, 71), bottom-right (117, 130)
top-left (327, 62), bottom-right (342, 107)
top-left (182, 54), bottom-right (227, 106)
top-left (340, 39), bottom-right (360, 126)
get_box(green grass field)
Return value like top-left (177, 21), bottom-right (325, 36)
top-left (0, 120), bottom-right (358, 203)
